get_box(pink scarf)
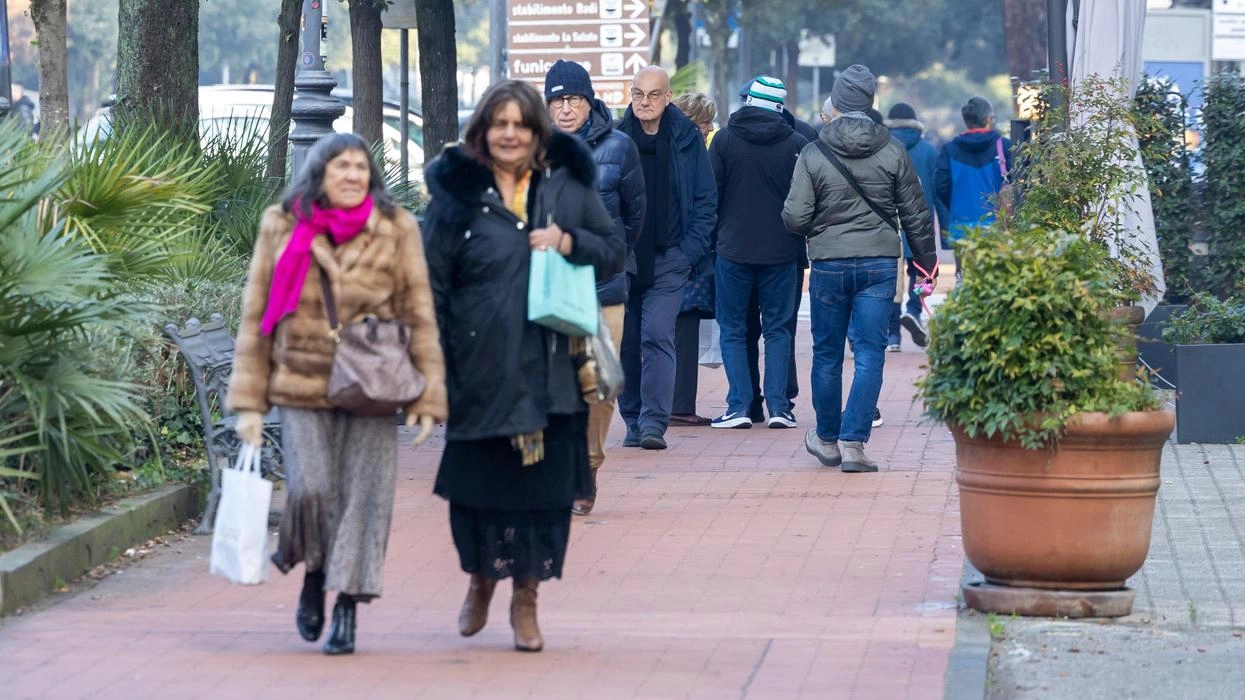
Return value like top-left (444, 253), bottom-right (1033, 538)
top-left (260, 196), bottom-right (374, 335)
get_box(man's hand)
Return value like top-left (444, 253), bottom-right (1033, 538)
top-left (236, 411), bottom-right (264, 447)
top-left (406, 412), bottom-right (436, 446)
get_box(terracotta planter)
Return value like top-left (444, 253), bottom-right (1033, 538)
top-left (953, 410), bottom-right (1174, 590)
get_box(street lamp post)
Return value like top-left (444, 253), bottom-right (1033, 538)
top-left (289, 0), bottom-right (345, 177)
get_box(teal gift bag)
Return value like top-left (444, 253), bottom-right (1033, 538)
top-left (528, 249), bottom-right (598, 336)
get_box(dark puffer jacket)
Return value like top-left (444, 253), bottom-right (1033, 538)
top-left (781, 114), bottom-right (936, 274)
top-left (422, 132), bottom-right (624, 441)
top-left (583, 98), bottom-right (645, 305)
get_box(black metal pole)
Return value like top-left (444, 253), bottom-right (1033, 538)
top-left (1048, 0), bottom-right (1069, 118)
top-left (490, 0), bottom-right (506, 84)
top-left (290, 0), bottom-right (345, 177)
top-left (400, 28), bottom-right (409, 188)
top-left (0, 0), bottom-right (13, 119)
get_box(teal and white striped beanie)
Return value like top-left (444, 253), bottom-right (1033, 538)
top-left (743, 75), bottom-right (786, 113)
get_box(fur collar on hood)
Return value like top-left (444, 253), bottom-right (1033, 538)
top-left (884, 118), bottom-right (925, 133)
top-left (425, 130), bottom-right (597, 229)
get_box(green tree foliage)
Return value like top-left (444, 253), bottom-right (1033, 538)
top-left (1199, 73), bottom-right (1245, 298)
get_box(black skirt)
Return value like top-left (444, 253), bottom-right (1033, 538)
top-left (434, 412), bottom-right (591, 581)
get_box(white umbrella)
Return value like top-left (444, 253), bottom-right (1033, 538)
top-left (1066, 0), bottom-right (1165, 312)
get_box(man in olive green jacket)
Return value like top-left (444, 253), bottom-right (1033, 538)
top-left (781, 64), bottom-right (936, 474)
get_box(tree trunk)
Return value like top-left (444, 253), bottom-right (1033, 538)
top-left (1002, 0), bottom-right (1048, 82)
top-left (671, 0), bottom-right (691, 70)
top-left (28, 0), bottom-right (69, 140)
top-left (266, 0), bottom-right (302, 182)
top-left (703, 4), bottom-right (732, 118)
top-left (415, 0), bottom-right (458, 162)
top-left (783, 39), bottom-right (799, 118)
top-left (114, 0), bottom-right (199, 141)
top-left (349, 0), bottom-right (385, 147)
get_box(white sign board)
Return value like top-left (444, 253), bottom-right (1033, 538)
top-left (383, 0), bottom-right (418, 29)
top-left (798, 31), bottom-right (836, 68)
top-left (1214, 0), bottom-right (1245, 60)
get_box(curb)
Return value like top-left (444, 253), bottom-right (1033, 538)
top-left (0, 484), bottom-right (201, 615)
top-left (944, 563), bottom-right (991, 700)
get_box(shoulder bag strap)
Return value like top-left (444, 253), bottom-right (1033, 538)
top-left (316, 264), bottom-right (341, 334)
top-left (996, 136), bottom-right (1009, 182)
top-left (813, 139), bottom-right (898, 233)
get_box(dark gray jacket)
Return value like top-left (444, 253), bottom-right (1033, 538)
top-left (583, 98), bottom-right (645, 305)
top-left (782, 114), bottom-right (937, 274)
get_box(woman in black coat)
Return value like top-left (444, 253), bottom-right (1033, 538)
top-left (422, 80), bottom-right (623, 653)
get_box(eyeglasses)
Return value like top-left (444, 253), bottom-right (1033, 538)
top-left (548, 95), bottom-right (586, 109)
top-left (630, 89), bottom-right (669, 103)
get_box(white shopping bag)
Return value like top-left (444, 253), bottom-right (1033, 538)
top-left (698, 319), bottom-right (723, 368)
top-left (210, 444), bottom-right (273, 585)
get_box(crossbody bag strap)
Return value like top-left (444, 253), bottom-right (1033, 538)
top-left (995, 136), bottom-right (1009, 182)
top-left (813, 139), bottom-right (899, 233)
top-left (316, 264), bottom-right (341, 334)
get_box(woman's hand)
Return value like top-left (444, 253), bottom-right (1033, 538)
top-left (406, 412), bottom-right (436, 446)
top-left (236, 411), bottom-right (264, 447)
top-left (529, 224), bottom-right (572, 255)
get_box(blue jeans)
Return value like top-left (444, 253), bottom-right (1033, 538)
top-left (809, 257), bottom-right (897, 442)
top-left (716, 257), bottom-right (798, 416)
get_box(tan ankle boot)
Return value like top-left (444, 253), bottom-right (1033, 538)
top-left (572, 469), bottom-right (598, 515)
top-left (458, 573), bottom-right (496, 637)
top-left (510, 578), bottom-right (544, 652)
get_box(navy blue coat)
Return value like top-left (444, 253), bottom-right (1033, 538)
top-left (887, 119), bottom-right (942, 258)
top-left (616, 103), bottom-right (717, 270)
top-left (582, 98), bottom-right (645, 306)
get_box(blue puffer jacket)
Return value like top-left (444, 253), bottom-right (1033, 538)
top-left (583, 99), bottom-right (645, 306)
top-left (935, 129), bottom-right (1013, 242)
top-left (887, 118), bottom-right (942, 259)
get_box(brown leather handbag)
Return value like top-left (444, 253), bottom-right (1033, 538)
top-left (317, 267), bottom-right (426, 416)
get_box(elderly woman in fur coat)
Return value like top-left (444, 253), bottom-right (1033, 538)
top-left (422, 80), bottom-right (623, 652)
top-left (229, 133), bottom-right (446, 656)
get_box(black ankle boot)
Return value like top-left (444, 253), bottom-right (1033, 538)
top-left (323, 594), bottom-right (357, 655)
top-left (296, 570), bottom-right (326, 642)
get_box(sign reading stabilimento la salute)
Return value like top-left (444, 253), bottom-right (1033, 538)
top-left (508, 0), bottom-right (651, 109)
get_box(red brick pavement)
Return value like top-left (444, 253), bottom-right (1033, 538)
top-left (1, 320), bottom-right (962, 700)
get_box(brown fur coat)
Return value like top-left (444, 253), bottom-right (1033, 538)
top-left (228, 203), bottom-right (447, 422)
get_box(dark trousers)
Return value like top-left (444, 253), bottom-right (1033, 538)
top-left (672, 312), bottom-right (701, 416)
top-left (747, 266), bottom-right (804, 417)
top-left (887, 264), bottom-right (925, 342)
top-left (620, 249), bottom-right (689, 435)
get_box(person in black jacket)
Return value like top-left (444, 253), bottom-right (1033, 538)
top-left (616, 66), bottom-right (717, 450)
top-left (423, 80), bottom-right (623, 653)
top-left (709, 76), bottom-right (808, 430)
top-left (543, 59), bottom-right (645, 516)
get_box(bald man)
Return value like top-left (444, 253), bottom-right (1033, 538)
top-left (615, 66), bottom-right (718, 450)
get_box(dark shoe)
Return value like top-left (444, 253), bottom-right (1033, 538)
top-left (841, 408), bottom-right (885, 429)
top-left (458, 573), bottom-right (496, 637)
top-left (840, 441), bottom-right (879, 473)
top-left (572, 470), bottom-right (598, 515)
top-left (669, 413), bottom-right (712, 426)
top-left (805, 428), bottom-right (841, 467)
top-left (749, 400), bottom-right (766, 424)
top-left (622, 427), bottom-right (641, 447)
top-left (296, 570), bottom-right (327, 642)
top-left (511, 578), bottom-right (544, 652)
top-left (767, 411), bottom-right (797, 429)
top-left (711, 411), bottom-right (753, 429)
top-left (323, 594), bottom-right (357, 655)
top-left (901, 313), bottom-right (928, 347)
top-left (640, 432), bottom-right (667, 450)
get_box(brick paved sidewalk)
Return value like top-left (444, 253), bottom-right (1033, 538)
top-left (1, 319), bottom-right (963, 700)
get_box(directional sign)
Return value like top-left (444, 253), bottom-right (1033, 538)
top-left (508, 0), bottom-right (651, 109)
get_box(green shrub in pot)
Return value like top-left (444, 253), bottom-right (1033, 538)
top-left (1162, 293), bottom-right (1245, 345)
top-left (918, 225), bottom-right (1158, 450)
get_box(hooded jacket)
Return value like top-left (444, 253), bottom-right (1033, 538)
top-left (421, 131), bottom-right (624, 441)
top-left (886, 117), bottom-right (942, 258)
top-left (935, 129), bottom-right (1013, 241)
top-left (710, 106), bottom-right (808, 265)
top-left (582, 98), bottom-right (645, 306)
top-left (781, 115), bottom-right (937, 274)
top-left (616, 103), bottom-right (717, 270)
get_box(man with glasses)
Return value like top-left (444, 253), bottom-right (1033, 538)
top-left (543, 59), bottom-right (645, 514)
top-left (615, 66), bottom-right (717, 450)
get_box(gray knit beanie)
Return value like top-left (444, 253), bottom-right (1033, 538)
top-left (830, 64), bottom-right (877, 114)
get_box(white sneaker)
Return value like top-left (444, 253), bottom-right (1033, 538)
top-left (711, 411), bottom-right (752, 429)
top-left (901, 313), bottom-right (928, 347)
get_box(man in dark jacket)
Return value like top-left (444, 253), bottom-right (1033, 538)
top-left (935, 96), bottom-right (1013, 278)
top-left (544, 59), bottom-right (645, 514)
top-left (885, 102), bottom-right (940, 349)
top-left (709, 76), bottom-right (808, 430)
top-left (616, 66), bottom-right (717, 450)
top-left (782, 64), bottom-right (936, 473)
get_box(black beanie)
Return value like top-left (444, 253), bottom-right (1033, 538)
top-left (888, 102), bottom-right (918, 121)
top-left (544, 60), bottom-right (594, 101)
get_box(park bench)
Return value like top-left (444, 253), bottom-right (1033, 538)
top-left (164, 314), bottom-right (284, 534)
